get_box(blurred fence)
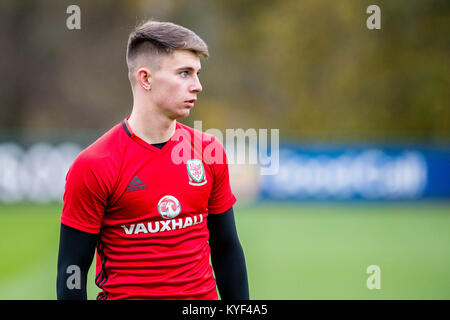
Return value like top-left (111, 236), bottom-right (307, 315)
top-left (0, 142), bottom-right (81, 203)
top-left (0, 138), bottom-right (449, 203)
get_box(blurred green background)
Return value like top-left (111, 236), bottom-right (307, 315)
top-left (0, 0), bottom-right (449, 299)
top-left (0, 201), bottom-right (449, 299)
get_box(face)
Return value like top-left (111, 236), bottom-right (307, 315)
top-left (147, 50), bottom-right (203, 119)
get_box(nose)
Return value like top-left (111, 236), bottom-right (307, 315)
top-left (190, 75), bottom-right (202, 93)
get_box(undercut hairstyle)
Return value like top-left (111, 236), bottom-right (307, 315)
top-left (126, 20), bottom-right (209, 86)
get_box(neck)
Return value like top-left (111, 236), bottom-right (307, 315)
top-left (128, 103), bottom-right (176, 145)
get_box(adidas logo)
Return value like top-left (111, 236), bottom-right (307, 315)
top-left (126, 176), bottom-right (147, 193)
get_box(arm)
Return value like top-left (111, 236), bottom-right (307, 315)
top-left (56, 224), bottom-right (98, 300)
top-left (207, 206), bottom-right (249, 300)
top-left (58, 153), bottom-right (108, 299)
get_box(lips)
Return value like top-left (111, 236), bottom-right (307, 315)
top-left (184, 98), bottom-right (196, 108)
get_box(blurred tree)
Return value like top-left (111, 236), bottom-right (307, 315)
top-left (0, 0), bottom-right (448, 142)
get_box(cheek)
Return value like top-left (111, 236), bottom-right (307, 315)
top-left (153, 79), bottom-right (184, 103)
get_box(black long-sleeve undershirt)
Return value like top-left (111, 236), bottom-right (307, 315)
top-left (56, 224), bottom-right (97, 300)
top-left (56, 206), bottom-right (249, 300)
top-left (207, 207), bottom-right (249, 300)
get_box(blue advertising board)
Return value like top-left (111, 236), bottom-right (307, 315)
top-left (260, 144), bottom-right (450, 200)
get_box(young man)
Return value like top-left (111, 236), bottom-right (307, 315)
top-left (57, 20), bottom-right (249, 300)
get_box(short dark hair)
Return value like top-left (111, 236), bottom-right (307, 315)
top-left (126, 20), bottom-right (209, 85)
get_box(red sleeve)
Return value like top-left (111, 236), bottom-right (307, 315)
top-left (61, 155), bottom-right (108, 234)
top-left (207, 138), bottom-right (236, 214)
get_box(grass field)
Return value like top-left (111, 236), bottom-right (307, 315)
top-left (0, 201), bottom-right (449, 300)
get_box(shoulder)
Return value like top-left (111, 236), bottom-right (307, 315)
top-left (69, 122), bottom-right (125, 175)
top-left (175, 122), bottom-right (229, 168)
top-left (176, 121), bottom-right (224, 150)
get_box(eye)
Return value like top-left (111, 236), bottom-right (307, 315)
top-left (180, 71), bottom-right (189, 78)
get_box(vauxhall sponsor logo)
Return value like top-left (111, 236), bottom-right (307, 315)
top-left (121, 214), bottom-right (204, 235)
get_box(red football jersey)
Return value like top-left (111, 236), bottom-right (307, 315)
top-left (61, 118), bottom-right (236, 300)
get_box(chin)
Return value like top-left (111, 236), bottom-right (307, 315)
top-left (172, 110), bottom-right (190, 120)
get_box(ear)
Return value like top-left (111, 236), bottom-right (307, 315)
top-left (136, 67), bottom-right (152, 91)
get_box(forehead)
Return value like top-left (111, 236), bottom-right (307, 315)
top-left (159, 50), bottom-right (201, 71)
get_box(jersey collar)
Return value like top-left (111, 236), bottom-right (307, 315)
top-left (122, 117), bottom-right (180, 153)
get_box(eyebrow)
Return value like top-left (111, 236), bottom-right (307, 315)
top-left (175, 66), bottom-right (201, 73)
